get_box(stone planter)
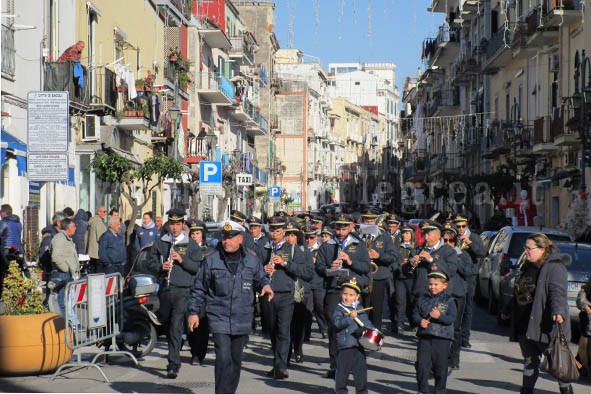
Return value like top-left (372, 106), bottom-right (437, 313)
top-left (0, 313), bottom-right (72, 376)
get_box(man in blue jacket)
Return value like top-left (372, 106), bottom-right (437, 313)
top-left (188, 220), bottom-right (273, 394)
top-left (135, 211), bottom-right (160, 251)
top-left (98, 217), bottom-right (126, 275)
top-left (0, 204), bottom-right (23, 253)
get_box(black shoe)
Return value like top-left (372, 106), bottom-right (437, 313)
top-left (295, 354), bottom-right (304, 363)
top-left (190, 356), bottom-right (200, 365)
top-left (274, 370), bottom-right (289, 379)
top-left (323, 369), bottom-right (336, 378)
top-left (166, 366), bottom-right (179, 379)
top-left (266, 368), bottom-right (275, 377)
top-left (461, 340), bottom-right (472, 348)
top-left (321, 332), bottom-right (328, 339)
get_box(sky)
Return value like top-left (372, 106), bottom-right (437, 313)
top-left (272, 0), bottom-right (444, 93)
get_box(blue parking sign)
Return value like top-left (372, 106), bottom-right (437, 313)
top-left (269, 186), bottom-right (281, 198)
top-left (199, 161), bottom-right (222, 184)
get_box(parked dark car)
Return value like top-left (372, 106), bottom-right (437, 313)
top-left (477, 226), bottom-right (572, 314)
top-left (499, 241), bottom-right (591, 330)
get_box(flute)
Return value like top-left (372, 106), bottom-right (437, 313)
top-left (166, 238), bottom-right (176, 289)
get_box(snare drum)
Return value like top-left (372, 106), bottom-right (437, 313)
top-left (358, 327), bottom-right (384, 351)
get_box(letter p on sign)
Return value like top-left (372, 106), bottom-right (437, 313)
top-left (199, 161), bottom-right (222, 184)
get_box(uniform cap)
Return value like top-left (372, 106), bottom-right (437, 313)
top-left (341, 277), bottom-right (361, 294)
top-left (303, 225), bottom-right (317, 236)
top-left (189, 219), bottom-right (206, 232)
top-left (275, 210), bottom-right (288, 217)
top-left (420, 220), bottom-right (442, 234)
top-left (320, 226), bottom-right (334, 236)
top-left (401, 225), bottom-right (415, 233)
top-left (361, 209), bottom-right (379, 219)
top-left (427, 271), bottom-right (449, 281)
top-left (246, 216), bottom-right (262, 226)
top-left (333, 213), bottom-right (352, 227)
top-left (221, 220), bottom-right (245, 237)
top-left (285, 221), bottom-right (301, 234)
top-left (167, 208), bottom-right (186, 223)
top-left (452, 215), bottom-right (469, 223)
top-left (230, 210), bottom-right (247, 223)
top-left (386, 214), bottom-right (401, 224)
top-left (268, 216), bottom-right (287, 228)
top-left (311, 215), bottom-right (324, 224)
top-left (442, 223), bottom-right (458, 236)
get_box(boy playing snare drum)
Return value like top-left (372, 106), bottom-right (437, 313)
top-left (331, 278), bottom-right (375, 394)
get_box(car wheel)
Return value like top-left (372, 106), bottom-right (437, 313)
top-left (487, 283), bottom-right (497, 315)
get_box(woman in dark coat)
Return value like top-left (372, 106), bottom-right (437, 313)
top-left (504, 233), bottom-right (572, 394)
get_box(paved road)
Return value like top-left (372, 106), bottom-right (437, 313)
top-left (1, 305), bottom-right (589, 393)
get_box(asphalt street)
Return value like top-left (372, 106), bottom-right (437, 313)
top-left (1, 304), bottom-right (590, 393)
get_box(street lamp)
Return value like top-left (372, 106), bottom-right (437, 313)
top-left (570, 49), bottom-right (591, 192)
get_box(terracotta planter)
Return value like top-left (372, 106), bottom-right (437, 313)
top-left (0, 313), bottom-right (72, 376)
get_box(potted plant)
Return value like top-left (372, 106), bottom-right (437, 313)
top-left (169, 47), bottom-right (180, 62)
top-left (0, 260), bottom-right (72, 375)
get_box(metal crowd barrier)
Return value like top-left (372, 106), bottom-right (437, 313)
top-left (51, 273), bottom-right (138, 382)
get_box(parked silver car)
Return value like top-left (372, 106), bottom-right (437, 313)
top-left (477, 226), bottom-right (572, 314)
top-left (499, 242), bottom-right (591, 329)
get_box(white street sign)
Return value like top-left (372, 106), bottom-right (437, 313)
top-left (27, 91), bottom-right (69, 152)
top-left (28, 153), bottom-right (68, 181)
top-left (236, 173), bottom-right (253, 186)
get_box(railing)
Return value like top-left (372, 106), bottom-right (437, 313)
top-left (43, 61), bottom-right (90, 105)
top-left (545, 0), bottom-right (581, 12)
top-left (436, 24), bottom-right (459, 47)
top-left (229, 36), bottom-right (255, 64)
top-left (186, 137), bottom-right (209, 159)
top-left (197, 72), bottom-right (236, 101)
top-left (486, 29), bottom-right (511, 62)
top-left (1, 24), bottom-right (15, 77)
top-left (427, 89), bottom-right (459, 116)
top-left (510, 22), bottom-right (530, 50)
top-left (259, 115), bottom-right (268, 133)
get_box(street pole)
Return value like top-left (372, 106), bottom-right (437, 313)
top-left (573, 50), bottom-right (591, 193)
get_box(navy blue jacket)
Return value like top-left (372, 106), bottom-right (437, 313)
top-left (316, 234), bottom-right (371, 292)
top-left (252, 233), bottom-right (269, 263)
top-left (134, 222), bottom-right (160, 251)
top-left (146, 232), bottom-right (201, 288)
top-left (98, 229), bottom-right (126, 266)
top-left (332, 301), bottom-right (374, 350)
top-left (187, 245), bottom-right (270, 335)
top-left (307, 242), bottom-right (324, 290)
top-left (366, 231), bottom-right (400, 281)
top-left (412, 290), bottom-right (457, 340)
top-left (72, 209), bottom-right (88, 254)
top-left (448, 249), bottom-right (475, 297)
top-left (2, 214), bottom-right (23, 253)
top-left (262, 240), bottom-right (314, 293)
top-left (407, 241), bottom-right (458, 297)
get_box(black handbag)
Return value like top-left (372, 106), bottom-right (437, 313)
top-left (542, 323), bottom-right (580, 383)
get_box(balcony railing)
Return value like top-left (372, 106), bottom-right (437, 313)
top-left (197, 72), bottom-right (236, 102)
top-left (1, 24), bottom-right (15, 77)
top-left (545, 0), bottom-right (581, 12)
top-left (229, 36), bottom-right (255, 64)
top-left (486, 29), bottom-right (511, 62)
top-left (427, 89), bottom-right (459, 116)
top-left (186, 137), bottom-right (209, 160)
top-left (259, 115), bottom-right (269, 134)
top-left (43, 61), bottom-right (90, 106)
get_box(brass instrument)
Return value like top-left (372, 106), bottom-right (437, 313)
top-left (458, 237), bottom-right (470, 251)
top-left (366, 236), bottom-right (378, 294)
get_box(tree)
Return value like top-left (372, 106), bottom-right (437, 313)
top-left (561, 193), bottom-right (590, 239)
top-left (217, 161), bottom-right (240, 221)
top-left (90, 151), bottom-right (183, 243)
top-left (186, 169), bottom-right (201, 218)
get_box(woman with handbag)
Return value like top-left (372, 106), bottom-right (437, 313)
top-left (503, 234), bottom-right (574, 394)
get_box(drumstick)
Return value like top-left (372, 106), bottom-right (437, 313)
top-left (338, 304), bottom-right (365, 327)
top-left (355, 307), bottom-right (373, 314)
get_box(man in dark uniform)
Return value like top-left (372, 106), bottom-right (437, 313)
top-left (230, 210), bottom-right (257, 255)
top-left (310, 215), bottom-right (324, 233)
top-left (246, 216), bottom-right (268, 261)
top-left (146, 209), bottom-right (202, 378)
top-left (407, 221), bottom-right (458, 299)
top-left (452, 215), bottom-right (486, 348)
top-left (261, 217), bottom-right (314, 379)
top-left (303, 225), bottom-right (328, 340)
top-left (187, 220), bottom-right (273, 394)
top-left (386, 214), bottom-right (403, 326)
top-left (315, 213), bottom-right (371, 378)
top-left (360, 210), bottom-right (400, 330)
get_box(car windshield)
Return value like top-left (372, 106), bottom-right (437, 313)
top-left (556, 245), bottom-right (591, 272)
top-left (508, 233), bottom-right (571, 258)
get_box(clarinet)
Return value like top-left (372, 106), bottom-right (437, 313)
top-left (408, 245), bottom-right (425, 275)
top-left (267, 243), bottom-right (276, 280)
top-left (166, 238), bottom-right (176, 289)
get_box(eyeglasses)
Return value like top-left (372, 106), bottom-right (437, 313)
top-left (443, 239), bottom-right (455, 244)
top-left (305, 236), bottom-right (317, 239)
top-left (524, 246), bottom-right (540, 251)
top-left (457, 225), bottom-right (467, 228)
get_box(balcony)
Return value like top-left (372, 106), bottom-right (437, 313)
top-left (185, 136), bottom-right (209, 164)
top-left (553, 108), bottom-right (580, 147)
top-left (427, 89), bottom-right (460, 117)
top-left (532, 116), bottom-right (559, 153)
top-left (429, 25), bottom-right (460, 67)
top-left (154, 0), bottom-right (192, 25)
top-left (515, 128), bottom-right (533, 158)
top-left (1, 24), bottom-right (15, 78)
top-left (483, 29), bottom-right (512, 73)
top-left (43, 61), bottom-right (90, 110)
top-left (196, 72), bottom-right (236, 105)
top-left (526, 7), bottom-right (559, 47)
top-left (229, 36), bottom-right (255, 65)
top-left (543, 0), bottom-right (582, 28)
top-left (430, 153), bottom-right (463, 177)
top-left (511, 22), bottom-right (536, 59)
top-left (197, 17), bottom-right (232, 49)
top-left (482, 123), bottom-right (510, 158)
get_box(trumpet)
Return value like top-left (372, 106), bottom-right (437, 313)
top-left (458, 236), bottom-right (470, 251)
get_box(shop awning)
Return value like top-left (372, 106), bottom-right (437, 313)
top-left (1, 128), bottom-right (27, 176)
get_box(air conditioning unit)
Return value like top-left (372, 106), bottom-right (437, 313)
top-left (83, 115), bottom-right (100, 141)
top-left (550, 55), bottom-right (559, 72)
top-left (564, 150), bottom-right (577, 167)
